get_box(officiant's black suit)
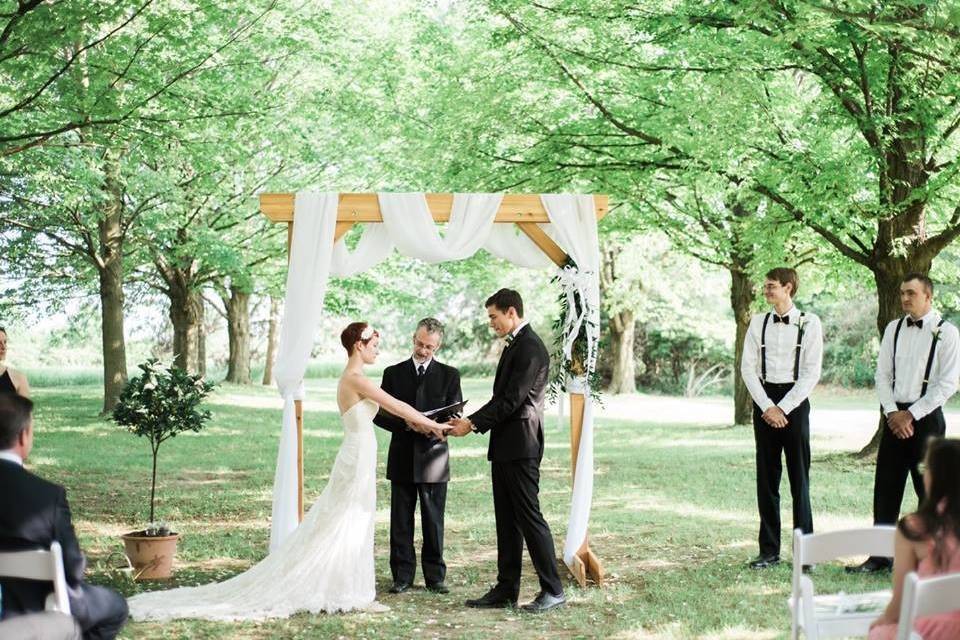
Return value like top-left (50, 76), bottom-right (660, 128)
top-left (0, 459), bottom-right (128, 640)
top-left (469, 324), bottom-right (564, 598)
top-left (373, 359), bottom-right (462, 587)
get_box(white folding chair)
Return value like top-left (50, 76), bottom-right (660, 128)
top-left (789, 526), bottom-right (896, 639)
top-left (896, 570), bottom-right (960, 640)
top-left (0, 541), bottom-right (72, 614)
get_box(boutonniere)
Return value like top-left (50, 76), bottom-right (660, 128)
top-left (797, 316), bottom-right (807, 330)
top-left (931, 325), bottom-right (942, 339)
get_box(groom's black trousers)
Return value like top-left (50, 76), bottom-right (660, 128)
top-left (492, 459), bottom-right (563, 597)
top-left (390, 481), bottom-right (446, 586)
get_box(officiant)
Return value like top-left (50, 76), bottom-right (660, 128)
top-left (373, 317), bottom-right (463, 595)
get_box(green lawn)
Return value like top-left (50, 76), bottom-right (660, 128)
top-left (27, 380), bottom-right (897, 639)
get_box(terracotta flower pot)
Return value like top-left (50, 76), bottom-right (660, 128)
top-left (121, 531), bottom-right (180, 580)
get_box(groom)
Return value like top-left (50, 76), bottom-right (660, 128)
top-left (448, 289), bottom-right (566, 613)
top-left (373, 318), bottom-right (462, 595)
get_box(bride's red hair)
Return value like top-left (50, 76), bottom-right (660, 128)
top-left (341, 322), bottom-right (378, 355)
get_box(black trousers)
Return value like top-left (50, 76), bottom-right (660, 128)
top-left (70, 583), bottom-right (128, 640)
top-left (873, 404), bottom-right (945, 527)
top-left (390, 481), bottom-right (446, 586)
top-left (753, 382), bottom-right (813, 557)
top-left (491, 459), bottom-right (563, 598)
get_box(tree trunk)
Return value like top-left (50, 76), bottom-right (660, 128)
top-left (197, 295), bottom-right (206, 378)
top-left (262, 295), bottom-right (280, 385)
top-left (97, 157), bottom-right (128, 413)
top-left (729, 265), bottom-right (755, 425)
top-left (224, 286), bottom-right (252, 384)
top-left (607, 310), bottom-right (637, 394)
top-left (168, 279), bottom-right (204, 374)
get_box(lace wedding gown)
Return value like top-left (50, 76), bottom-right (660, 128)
top-left (128, 398), bottom-right (383, 621)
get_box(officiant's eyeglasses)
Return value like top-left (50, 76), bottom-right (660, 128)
top-left (414, 339), bottom-right (439, 353)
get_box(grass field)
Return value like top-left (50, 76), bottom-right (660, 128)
top-left (25, 380), bottom-right (960, 639)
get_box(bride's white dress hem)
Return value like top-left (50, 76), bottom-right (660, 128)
top-left (127, 399), bottom-right (384, 622)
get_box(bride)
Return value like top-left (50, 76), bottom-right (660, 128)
top-left (128, 322), bottom-right (450, 621)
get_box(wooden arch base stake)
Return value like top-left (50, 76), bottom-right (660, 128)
top-left (569, 392), bottom-right (604, 587)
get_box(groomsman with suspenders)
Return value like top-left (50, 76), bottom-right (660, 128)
top-left (740, 267), bottom-right (823, 569)
top-left (848, 273), bottom-right (960, 573)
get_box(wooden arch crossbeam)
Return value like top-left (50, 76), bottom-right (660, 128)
top-left (259, 191), bottom-right (607, 587)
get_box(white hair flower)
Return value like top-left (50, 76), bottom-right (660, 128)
top-left (361, 325), bottom-right (376, 340)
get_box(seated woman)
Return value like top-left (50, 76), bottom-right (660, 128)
top-left (0, 327), bottom-right (30, 397)
top-left (868, 437), bottom-right (960, 640)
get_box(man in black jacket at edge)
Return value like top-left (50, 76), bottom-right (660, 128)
top-left (0, 393), bottom-right (128, 639)
top-left (448, 289), bottom-right (566, 613)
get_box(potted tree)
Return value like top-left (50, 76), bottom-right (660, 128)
top-left (113, 359), bottom-right (215, 579)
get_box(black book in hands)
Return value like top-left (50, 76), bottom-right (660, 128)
top-left (423, 400), bottom-right (468, 423)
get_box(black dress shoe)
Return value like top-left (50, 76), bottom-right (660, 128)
top-left (520, 591), bottom-right (566, 613)
top-left (425, 582), bottom-right (449, 594)
top-left (845, 556), bottom-right (892, 574)
top-left (389, 582), bottom-right (411, 594)
top-left (747, 554), bottom-right (780, 569)
top-left (465, 588), bottom-right (517, 609)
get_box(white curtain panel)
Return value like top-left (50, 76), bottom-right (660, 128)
top-left (269, 192), bottom-right (338, 551)
top-left (378, 192), bottom-right (502, 262)
top-left (541, 194), bottom-right (602, 570)
top-left (330, 222), bottom-right (392, 278)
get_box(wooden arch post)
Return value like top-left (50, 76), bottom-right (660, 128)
top-left (262, 192), bottom-right (607, 586)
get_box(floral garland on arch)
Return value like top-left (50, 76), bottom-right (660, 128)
top-left (548, 258), bottom-right (603, 401)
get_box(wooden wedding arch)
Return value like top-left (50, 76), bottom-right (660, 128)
top-left (260, 192), bottom-right (608, 587)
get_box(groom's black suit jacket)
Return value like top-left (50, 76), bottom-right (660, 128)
top-left (373, 359), bottom-right (462, 483)
top-left (469, 324), bottom-right (549, 462)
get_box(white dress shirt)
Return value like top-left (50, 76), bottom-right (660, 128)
top-left (740, 306), bottom-right (824, 414)
top-left (0, 449), bottom-right (23, 466)
top-left (876, 310), bottom-right (960, 419)
top-left (411, 356), bottom-right (433, 374)
top-left (510, 320), bottom-right (529, 340)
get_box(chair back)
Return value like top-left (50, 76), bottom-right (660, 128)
top-left (896, 571), bottom-right (960, 640)
top-left (0, 542), bottom-right (72, 614)
top-left (796, 526), bottom-right (897, 565)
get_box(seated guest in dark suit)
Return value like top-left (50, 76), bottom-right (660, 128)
top-left (373, 317), bottom-right (462, 595)
top-left (0, 394), bottom-right (128, 640)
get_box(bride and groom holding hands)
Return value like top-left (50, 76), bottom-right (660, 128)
top-left (128, 288), bottom-right (566, 621)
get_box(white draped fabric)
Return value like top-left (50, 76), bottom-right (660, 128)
top-left (541, 194), bottom-right (602, 568)
top-left (270, 192), bottom-right (338, 551)
top-left (270, 191), bottom-right (600, 573)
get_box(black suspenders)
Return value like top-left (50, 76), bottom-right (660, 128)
top-left (760, 312), bottom-right (805, 383)
top-left (891, 316), bottom-right (947, 398)
top-left (760, 313), bottom-right (771, 383)
top-left (922, 319), bottom-right (946, 397)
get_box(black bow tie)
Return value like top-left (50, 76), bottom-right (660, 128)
top-left (907, 317), bottom-right (923, 329)
top-left (773, 314), bottom-right (790, 324)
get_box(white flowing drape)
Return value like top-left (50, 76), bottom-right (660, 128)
top-left (270, 192), bottom-right (600, 572)
top-left (541, 194), bottom-right (602, 568)
top-left (270, 192), bottom-right (338, 551)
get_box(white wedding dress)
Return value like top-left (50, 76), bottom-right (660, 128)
top-left (128, 398), bottom-right (384, 621)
